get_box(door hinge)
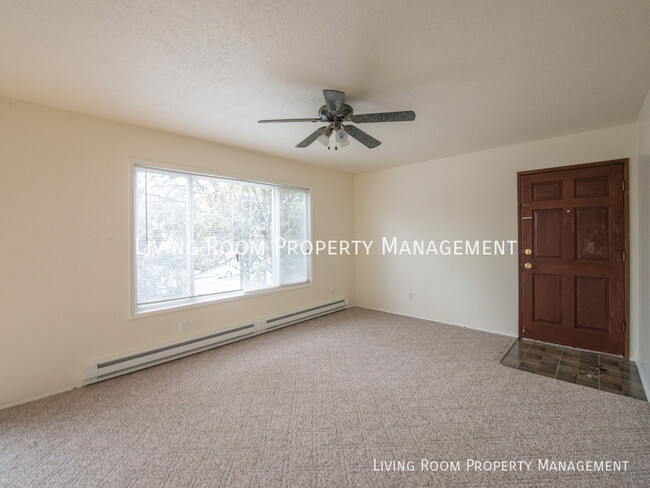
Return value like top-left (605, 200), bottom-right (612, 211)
top-left (622, 250), bottom-right (626, 262)
top-left (622, 180), bottom-right (625, 192)
top-left (622, 321), bottom-right (626, 333)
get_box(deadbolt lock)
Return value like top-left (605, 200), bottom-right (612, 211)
top-left (524, 248), bottom-right (532, 255)
top-left (524, 263), bottom-right (532, 269)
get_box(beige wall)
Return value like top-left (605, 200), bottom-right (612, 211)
top-left (354, 125), bottom-right (640, 357)
top-left (1, 93), bottom-right (645, 409)
top-left (636, 88), bottom-right (650, 387)
top-left (0, 97), bottom-right (355, 409)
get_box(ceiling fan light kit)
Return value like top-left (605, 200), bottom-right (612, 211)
top-left (317, 126), bottom-right (334, 147)
top-left (258, 89), bottom-right (415, 150)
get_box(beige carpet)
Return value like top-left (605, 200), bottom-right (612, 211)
top-left (1, 307), bottom-right (649, 487)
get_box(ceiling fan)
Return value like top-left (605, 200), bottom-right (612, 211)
top-left (258, 89), bottom-right (415, 150)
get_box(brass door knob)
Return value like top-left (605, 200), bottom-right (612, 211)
top-left (524, 263), bottom-right (532, 269)
top-left (524, 248), bottom-right (532, 255)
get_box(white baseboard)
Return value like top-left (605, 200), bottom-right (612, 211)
top-left (637, 361), bottom-right (650, 399)
top-left (354, 304), bottom-right (518, 339)
top-left (1, 386), bottom-right (76, 411)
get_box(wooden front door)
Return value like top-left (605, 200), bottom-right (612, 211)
top-left (518, 160), bottom-right (629, 356)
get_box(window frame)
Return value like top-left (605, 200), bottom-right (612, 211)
top-left (130, 160), bottom-right (312, 317)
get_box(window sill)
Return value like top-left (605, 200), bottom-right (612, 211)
top-left (131, 281), bottom-right (312, 319)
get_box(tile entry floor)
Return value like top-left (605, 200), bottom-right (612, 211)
top-left (501, 339), bottom-right (647, 401)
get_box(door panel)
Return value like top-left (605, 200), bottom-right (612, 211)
top-left (533, 209), bottom-right (563, 258)
top-left (532, 274), bottom-right (563, 323)
top-left (532, 180), bottom-right (563, 200)
top-left (518, 161), bottom-right (627, 356)
top-left (575, 176), bottom-right (608, 198)
top-left (575, 206), bottom-right (609, 260)
top-left (575, 276), bottom-right (608, 330)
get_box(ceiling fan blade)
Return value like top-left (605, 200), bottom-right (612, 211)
top-left (258, 118), bottom-right (319, 123)
top-left (349, 111), bottom-right (416, 123)
top-left (295, 126), bottom-right (328, 148)
top-left (323, 89), bottom-right (346, 115)
top-left (344, 125), bottom-right (381, 148)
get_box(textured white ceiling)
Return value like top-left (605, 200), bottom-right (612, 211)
top-left (1, 0), bottom-right (649, 173)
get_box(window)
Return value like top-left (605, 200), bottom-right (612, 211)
top-left (133, 164), bottom-right (310, 314)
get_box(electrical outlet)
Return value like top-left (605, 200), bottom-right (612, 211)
top-left (180, 320), bottom-right (189, 333)
top-left (408, 291), bottom-right (414, 300)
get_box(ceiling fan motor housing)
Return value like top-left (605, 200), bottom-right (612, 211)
top-left (319, 104), bottom-right (353, 121)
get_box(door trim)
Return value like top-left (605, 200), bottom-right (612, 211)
top-left (517, 158), bottom-right (630, 357)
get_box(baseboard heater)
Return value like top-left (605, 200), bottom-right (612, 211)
top-left (83, 298), bottom-right (347, 385)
